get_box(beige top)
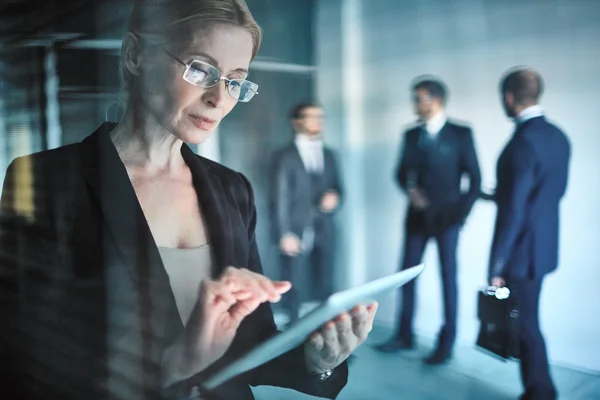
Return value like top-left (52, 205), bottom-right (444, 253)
top-left (158, 245), bottom-right (213, 325)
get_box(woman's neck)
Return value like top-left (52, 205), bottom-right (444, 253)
top-left (110, 106), bottom-right (186, 173)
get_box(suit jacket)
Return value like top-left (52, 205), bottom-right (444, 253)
top-left (269, 144), bottom-right (343, 242)
top-left (489, 116), bottom-right (571, 280)
top-left (395, 121), bottom-right (481, 234)
top-left (0, 123), bottom-right (348, 400)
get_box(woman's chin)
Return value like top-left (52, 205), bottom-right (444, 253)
top-left (184, 133), bottom-right (213, 145)
top-left (178, 125), bottom-right (218, 145)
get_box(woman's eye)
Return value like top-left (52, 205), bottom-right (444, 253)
top-left (188, 67), bottom-right (208, 82)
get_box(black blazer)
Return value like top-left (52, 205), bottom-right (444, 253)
top-left (395, 121), bottom-right (481, 233)
top-left (269, 144), bottom-right (343, 242)
top-left (0, 123), bottom-right (348, 400)
top-left (489, 116), bottom-right (571, 280)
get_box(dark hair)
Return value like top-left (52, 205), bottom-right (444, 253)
top-left (500, 67), bottom-right (543, 105)
top-left (411, 76), bottom-right (448, 104)
top-left (289, 102), bottom-right (321, 120)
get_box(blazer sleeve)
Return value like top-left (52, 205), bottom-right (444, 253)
top-left (0, 161), bottom-right (20, 397)
top-left (327, 149), bottom-right (345, 208)
top-left (489, 140), bottom-right (536, 278)
top-left (0, 159), bottom-right (40, 398)
top-left (238, 173), bottom-right (348, 398)
top-left (458, 128), bottom-right (482, 218)
top-left (394, 130), bottom-right (415, 191)
top-left (269, 151), bottom-right (300, 240)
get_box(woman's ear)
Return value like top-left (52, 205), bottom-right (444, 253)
top-left (121, 32), bottom-right (144, 78)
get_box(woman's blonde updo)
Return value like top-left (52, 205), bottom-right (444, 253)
top-left (119, 0), bottom-right (262, 101)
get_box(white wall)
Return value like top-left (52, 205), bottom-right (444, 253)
top-left (317, 0), bottom-right (600, 372)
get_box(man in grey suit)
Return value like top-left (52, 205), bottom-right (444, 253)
top-left (269, 103), bottom-right (343, 323)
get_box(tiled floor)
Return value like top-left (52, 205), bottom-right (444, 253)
top-left (251, 325), bottom-right (600, 400)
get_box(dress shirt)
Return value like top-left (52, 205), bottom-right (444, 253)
top-left (295, 133), bottom-right (324, 173)
top-left (422, 111), bottom-right (447, 137)
top-left (515, 104), bottom-right (544, 126)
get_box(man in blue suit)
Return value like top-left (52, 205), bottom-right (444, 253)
top-left (376, 77), bottom-right (481, 364)
top-left (489, 67), bottom-right (571, 400)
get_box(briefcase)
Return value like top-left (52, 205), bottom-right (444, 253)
top-left (475, 287), bottom-right (520, 360)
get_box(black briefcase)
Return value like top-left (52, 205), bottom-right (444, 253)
top-left (475, 287), bottom-right (520, 360)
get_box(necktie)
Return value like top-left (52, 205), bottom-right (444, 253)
top-left (419, 125), bottom-right (434, 149)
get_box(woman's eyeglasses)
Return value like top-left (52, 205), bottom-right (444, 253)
top-left (132, 33), bottom-right (259, 102)
top-left (164, 50), bottom-right (259, 103)
top-left (131, 32), bottom-right (258, 103)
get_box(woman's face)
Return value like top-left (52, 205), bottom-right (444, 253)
top-left (138, 23), bottom-right (254, 144)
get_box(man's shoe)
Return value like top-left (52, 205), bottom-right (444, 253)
top-left (373, 337), bottom-right (415, 353)
top-left (423, 350), bottom-right (452, 365)
top-left (519, 387), bottom-right (557, 400)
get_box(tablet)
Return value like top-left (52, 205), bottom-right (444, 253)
top-left (202, 264), bottom-right (425, 390)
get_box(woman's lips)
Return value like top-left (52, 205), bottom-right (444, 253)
top-left (189, 114), bottom-right (217, 131)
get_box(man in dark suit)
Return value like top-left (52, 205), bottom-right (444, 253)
top-left (269, 103), bottom-right (343, 323)
top-left (376, 78), bottom-right (481, 364)
top-left (489, 68), bottom-right (570, 400)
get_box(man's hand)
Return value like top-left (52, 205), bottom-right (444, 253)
top-left (304, 302), bottom-right (378, 374)
top-left (491, 276), bottom-right (506, 288)
top-left (320, 191), bottom-right (339, 213)
top-left (408, 187), bottom-right (429, 210)
top-left (280, 233), bottom-right (302, 257)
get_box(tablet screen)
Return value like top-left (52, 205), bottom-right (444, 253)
top-left (203, 264), bottom-right (425, 390)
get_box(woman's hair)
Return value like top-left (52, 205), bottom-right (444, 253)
top-left (119, 0), bottom-right (262, 103)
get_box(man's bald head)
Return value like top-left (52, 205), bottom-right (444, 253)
top-left (501, 68), bottom-right (544, 105)
top-left (500, 67), bottom-right (544, 117)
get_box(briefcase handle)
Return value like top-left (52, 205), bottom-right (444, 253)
top-left (481, 286), bottom-right (511, 300)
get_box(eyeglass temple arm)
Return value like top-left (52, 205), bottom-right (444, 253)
top-left (161, 48), bottom-right (187, 67)
top-left (130, 32), bottom-right (188, 68)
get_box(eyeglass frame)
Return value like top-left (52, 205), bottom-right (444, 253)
top-left (131, 32), bottom-right (259, 102)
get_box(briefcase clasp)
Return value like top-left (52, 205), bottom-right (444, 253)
top-left (483, 286), bottom-right (511, 300)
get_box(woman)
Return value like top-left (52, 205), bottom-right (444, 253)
top-left (0, 0), bottom-right (377, 399)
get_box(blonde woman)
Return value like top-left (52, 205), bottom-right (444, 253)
top-left (0, 0), bottom-right (377, 399)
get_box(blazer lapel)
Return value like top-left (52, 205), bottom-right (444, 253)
top-left (181, 144), bottom-right (235, 278)
top-left (291, 145), bottom-right (309, 174)
top-left (79, 123), bottom-right (183, 346)
top-left (435, 123), bottom-right (455, 155)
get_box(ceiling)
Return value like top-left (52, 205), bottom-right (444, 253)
top-left (0, 0), bottom-right (129, 48)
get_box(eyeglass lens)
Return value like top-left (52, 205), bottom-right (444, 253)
top-left (183, 60), bottom-right (258, 102)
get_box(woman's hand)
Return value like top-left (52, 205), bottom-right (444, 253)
top-left (162, 267), bottom-right (291, 386)
top-left (304, 302), bottom-right (378, 375)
